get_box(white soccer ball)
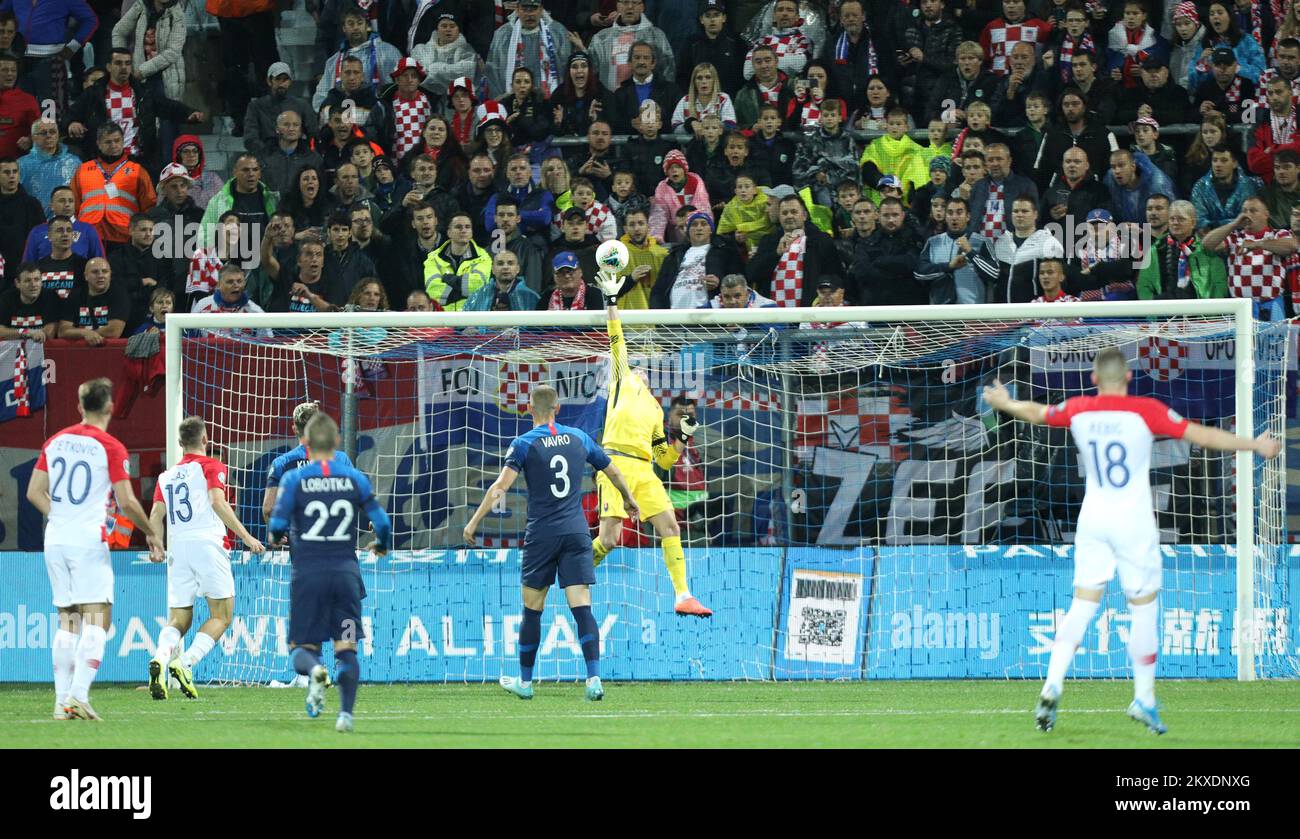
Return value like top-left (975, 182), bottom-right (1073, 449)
top-left (595, 239), bottom-right (630, 274)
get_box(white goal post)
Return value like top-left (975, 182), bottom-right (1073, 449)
top-left (165, 298), bottom-right (1288, 683)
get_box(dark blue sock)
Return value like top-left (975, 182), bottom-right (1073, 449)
top-left (520, 607), bottom-right (543, 683)
top-left (335, 649), bottom-right (359, 714)
top-left (291, 646), bottom-right (320, 677)
top-left (570, 605), bottom-right (600, 679)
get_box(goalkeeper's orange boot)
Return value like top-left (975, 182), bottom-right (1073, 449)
top-left (674, 596), bottom-right (712, 618)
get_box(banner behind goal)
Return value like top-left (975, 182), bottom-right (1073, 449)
top-left (166, 303), bottom-right (1297, 684)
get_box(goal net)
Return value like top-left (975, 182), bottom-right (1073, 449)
top-left (165, 302), bottom-right (1296, 684)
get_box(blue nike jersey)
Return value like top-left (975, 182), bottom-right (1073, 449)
top-left (267, 445), bottom-right (353, 491)
top-left (504, 422), bottom-right (611, 540)
top-left (268, 459), bottom-right (392, 572)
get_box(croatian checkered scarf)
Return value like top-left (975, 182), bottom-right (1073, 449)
top-left (1223, 75), bottom-right (1246, 111)
top-left (833, 27), bottom-right (877, 77)
top-left (1057, 32), bottom-right (1095, 84)
top-left (1272, 107), bottom-right (1296, 145)
top-left (106, 82), bottom-right (140, 156)
top-left (790, 90), bottom-right (824, 131)
top-left (585, 200), bottom-right (612, 239)
top-left (332, 34), bottom-right (382, 94)
top-left (758, 28), bottom-right (814, 72)
top-left (10, 327), bottom-right (29, 416)
top-left (981, 180), bottom-right (1005, 240)
top-left (506, 13), bottom-right (561, 98)
top-left (186, 248), bottom-right (223, 297)
top-left (1166, 233), bottom-right (1196, 290)
top-left (771, 232), bottom-right (806, 307)
top-left (392, 94), bottom-right (432, 161)
top-left (548, 280), bottom-right (588, 310)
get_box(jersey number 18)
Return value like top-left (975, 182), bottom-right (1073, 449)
top-left (1087, 441), bottom-right (1131, 489)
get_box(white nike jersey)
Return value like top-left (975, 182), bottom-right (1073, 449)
top-left (154, 454), bottom-right (229, 546)
top-left (36, 424), bottom-right (130, 547)
top-left (1045, 394), bottom-right (1190, 531)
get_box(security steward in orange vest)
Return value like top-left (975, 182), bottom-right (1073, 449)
top-left (71, 123), bottom-right (158, 255)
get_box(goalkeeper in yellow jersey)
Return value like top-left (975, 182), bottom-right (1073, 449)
top-left (591, 270), bottom-right (712, 618)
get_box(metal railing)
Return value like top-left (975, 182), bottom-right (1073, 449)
top-left (547, 123), bottom-right (1249, 151)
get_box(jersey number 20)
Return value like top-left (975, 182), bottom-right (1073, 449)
top-left (49, 457), bottom-right (92, 505)
top-left (302, 499), bottom-right (355, 541)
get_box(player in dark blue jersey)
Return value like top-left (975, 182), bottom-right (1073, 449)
top-left (464, 385), bottom-right (638, 702)
top-left (268, 412), bottom-right (391, 733)
top-left (261, 401), bottom-right (355, 522)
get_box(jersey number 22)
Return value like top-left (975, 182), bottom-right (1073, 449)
top-left (302, 499), bottom-right (355, 541)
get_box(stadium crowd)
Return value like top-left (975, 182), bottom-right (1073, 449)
top-left (6, 0), bottom-right (1300, 341)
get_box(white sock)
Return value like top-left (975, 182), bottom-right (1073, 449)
top-left (155, 625), bottom-right (181, 662)
top-left (1128, 598), bottom-right (1159, 707)
top-left (52, 629), bottom-right (78, 702)
top-left (181, 632), bottom-right (216, 668)
top-left (1043, 598), bottom-right (1100, 698)
top-left (674, 591), bottom-right (692, 604)
top-left (70, 624), bottom-right (107, 703)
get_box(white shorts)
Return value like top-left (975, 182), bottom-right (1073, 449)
top-left (167, 541), bottom-right (235, 609)
top-left (45, 542), bottom-right (114, 607)
top-left (1073, 526), bottom-right (1162, 600)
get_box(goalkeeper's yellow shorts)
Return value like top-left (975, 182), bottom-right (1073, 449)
top-left (595, 455), bottom-right (673, 521)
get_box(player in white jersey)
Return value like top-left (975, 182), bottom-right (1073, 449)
top-left (984, 348), bottom-right (1282, 735)
top-left (148, 416), bottom-right (265, 700)
top-left (25, 378), bottom-right (164, 721)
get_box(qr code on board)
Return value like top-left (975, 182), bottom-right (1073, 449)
top-left (798, 607), bottom-right (845, 647)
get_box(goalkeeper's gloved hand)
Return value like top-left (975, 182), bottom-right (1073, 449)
top-left (595, 271), bottom-right (623, 305)
top-left (677, 415), bottom-right (698, 444)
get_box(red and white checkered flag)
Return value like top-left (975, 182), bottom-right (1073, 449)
top-left (1139, 337), bottom-right (1188, 382)
top-left (771, 233), bottom-right (806, 308)
top-left (392, 95), bottom-right (431, 161)
top-left (497, 362), bottom-right (548, 414)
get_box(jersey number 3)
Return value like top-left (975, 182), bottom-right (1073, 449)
top-left (302, 499), bottom-right (355, 541)
top-left (549, 455), bottom-right (571, 498)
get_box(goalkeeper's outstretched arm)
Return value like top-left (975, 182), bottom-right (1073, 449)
top-left (596, 269), bottom-right (630, 381)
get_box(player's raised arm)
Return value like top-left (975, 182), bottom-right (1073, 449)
top-left (594, 258), bottom-right (630, 376)
top-left (209, 488), bottom-right (265, 553)
top-left (463, 466), bottom-right (520, 547)
top-left (982, 378), bottom-right (1050, 425)
top-left (1182, 424), bottom-right (1283, 458)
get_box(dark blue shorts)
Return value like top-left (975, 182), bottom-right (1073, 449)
top-left (521, 532), bottom-right (595, 590)
top-left (289, 570), bottom-right (367, 645)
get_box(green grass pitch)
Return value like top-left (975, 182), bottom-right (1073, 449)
top-left (2, 681), bottom-right (1299, 748)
